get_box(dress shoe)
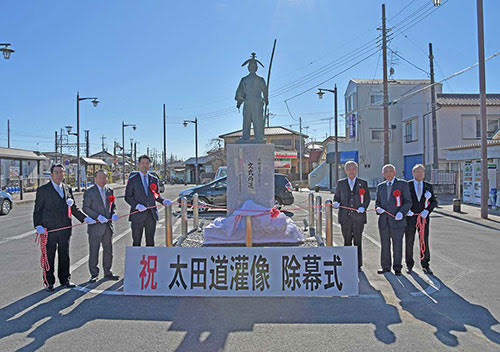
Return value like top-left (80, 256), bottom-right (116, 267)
top-left (394, 270), bottom-right (402, 276)
top-left (61, 281), bottom-right (76, 288)
top-left (423, 267), bottom-right (433, 275)
top-left (89, 275), bottom-right (98, 283)
top-left (406, 267), bottom-right (413, 274)
top-left (104, 273), bottom-right (120, 281)
top-left (377, 269), bottom-right (390, 274)
top-left (45, 285), bottom-right (55, 292)
top-left (358, 267), bottom-right (363, 272)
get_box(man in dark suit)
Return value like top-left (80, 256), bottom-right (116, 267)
top-left (33, 164), bottom-right (95, 291)
top-left (404, 164), bottom-right (438, 274)
top-left (83, 169), bottom-right (120, 282)
top-left (333, 161), bottom-right (371, 271)
top-left (375, 164), bottom-right (412, 276)
top-left (125, 154), bottom-right (171, 246)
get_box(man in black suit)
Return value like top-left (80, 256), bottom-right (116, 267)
top-left (404, 164), bottom-right (438, 274)
top-left (125, 154), bottom-right (171, 246)
top-left (333, 161), bottom-right (371, 271)
top-left (33, 164), bottom-right (95, 291)
top-left (375, 164), bottom-right (412, 275)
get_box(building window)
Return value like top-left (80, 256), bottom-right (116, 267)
top-left (346, 94), bottom-right (355, 113)
top-left (475, 118), bottom-right (500, 138)
top-left (404, 118), bottom-right (418, 143)
top-left (370, 93), bottom-right (384, 106)
top-left (272, 138), bottom-right (292, 146)
top-left (370, 129), bottom-right (392, 142)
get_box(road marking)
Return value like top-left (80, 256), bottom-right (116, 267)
top-left (0, 229), bottom-right (37, 245)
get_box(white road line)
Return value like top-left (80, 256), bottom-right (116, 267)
top-left (0, 229), bottom-right (37, 245)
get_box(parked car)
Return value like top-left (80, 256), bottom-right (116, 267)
top-left (214, 166), bottom-right (227, 180)
top-left (128, 171), bottom-right (165, 193)
top-left (0, 190), bottom-right (13, 215)
top-left (178, 173), bottom-right (294, 210)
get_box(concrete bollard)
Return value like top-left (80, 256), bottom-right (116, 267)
top-left (165, 203), bottom-right (173, 247)
top-left (308, 192), bottom-right (315, 236)
top-left (315, 195), bottom-right (322, 238)
top-left (181, 196), bottom-right (188, 236)
top-left (246, 215), bottom-right (252, 247)
top-left (193, 193), bottom-right (199, 230)
top-left (325, 200), bottom-right (333, 246)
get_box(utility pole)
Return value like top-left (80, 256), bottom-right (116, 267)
top-left (476, 0), bottom-right (488, 219)
top-left (382, 3), bottom-right (390, 164)
top-left (334, 84), bottom-right (339, 184)
top-left (101, 135), bottom-right (106, 152)
top-left (429, 43), bottom-right (439, 170)
top-left (163, 104), bottom-right (167, 180)
top-left (299, 116), bottom-right (303, 186)
top-left (55, 131), bottom-right (58, 163)
top-left (134, 142), bottom-right (137, 169)
top-left (85, 130), bottom-right (90, 157)
top-left (7, 119), bottom-right (10, 148)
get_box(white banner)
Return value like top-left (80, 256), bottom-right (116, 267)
top-left (124, 246), bottom-right (358, 297)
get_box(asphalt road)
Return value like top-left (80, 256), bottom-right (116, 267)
top-left (1, 185), bottom-right (499, 351)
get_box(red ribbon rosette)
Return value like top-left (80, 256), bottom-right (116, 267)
top-left (108, 195), bottom-right (115, 213)
top-left (150, 183), bottom-right (159, 198)
top-left (359, 187), bottom-right (365, 204)
top-left (393, 189), bottom-right (401, 207)
top-left (270, 206), bottom-right (280, 219)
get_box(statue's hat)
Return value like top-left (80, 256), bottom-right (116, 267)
top-left (241, 52), bottom-right (264, 68)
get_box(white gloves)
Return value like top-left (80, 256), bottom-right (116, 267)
top-left (407, 210), bottom-right (414, 217)
top-left (66, 198), bottom-right (74, 207)
top-left (421, 209), bottom-right (429, 218)
top-left (36, 226), bottom-right (45, 234)
top-left (332, 201), bottom-right (340, 209)
top-left (424, 191), bottom-right (432, 199)
top-left (85, 217), bottom-right (97, 224)
top-left (163, 199), bottom-right (172, 207)
top-left (376, 207), bottom-right (385, 214)
top-left (136, 204), bottom-right (147, 212)
top-left (357, 207), bottom-right (365, 214)
top-left (112, 214), bottom-right (119, 221)
top-left (395, 212), bottom-right (403, 221)
top-left (97, 214), bottom-right (108, 224)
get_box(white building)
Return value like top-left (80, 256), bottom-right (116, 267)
top-left (310, 78), bottom-right (441, 188)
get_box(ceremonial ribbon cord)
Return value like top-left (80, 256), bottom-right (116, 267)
top-left (415, 214), bottom-right (427, 260)
top-left (35, 229), bottom-right (50, 287)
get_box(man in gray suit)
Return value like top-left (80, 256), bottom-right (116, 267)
top-left (375, 164), bottom-right (412, 276)
top-left (83, 170), bottom-right (120, 282)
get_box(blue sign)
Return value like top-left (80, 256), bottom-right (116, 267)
top-left (348, 114), bottom-right (356, 138)
top-left (64, 160), bottom-right (70, 166)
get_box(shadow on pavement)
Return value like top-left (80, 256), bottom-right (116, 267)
top-left (0, 273), bottom-right (401, 351)
top-left (386, 272), bottom-right (500, 348)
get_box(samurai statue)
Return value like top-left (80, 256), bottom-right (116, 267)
top-left (235, 53), bottom-right (269, 143)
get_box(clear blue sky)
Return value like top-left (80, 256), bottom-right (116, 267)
top-left (1, 0), bottom-right (499, 160)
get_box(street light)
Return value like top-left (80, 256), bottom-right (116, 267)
top-left (316, 86), bottom-right (339, 192)
top-left (183, 118), bottom-right (199, 185)
top-left (76, 92), bottom-right (99, 191)
top-left (122, 121), bottom-right (136, 184)
top-left (0, 43), bottom-right (14, 60)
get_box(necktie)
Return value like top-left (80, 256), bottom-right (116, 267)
top-left (58, 185), bottom-right (64, 198)
top-left (417, 182), bottom-right (422, 201)
top-left (142, 174), bottom-right (148, 195)
top-left (386, 181), bottom-right (392, 200)
top-left (100, 187), bottom-right (107, 209)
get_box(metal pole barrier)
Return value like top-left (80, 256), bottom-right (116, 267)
top-left (325, 200), bottom-right (332, 246)
top-left (246, 215), bottom-right (252, 247)
top-left (308, 192), bottom-right (315, 235)
top-left (193, 193), bottom-right (199, 230)
top-left (316, 195), bottom-right (322, 238)
top-left (181, 196), bottom-right (188, 236)
top-left (165, 203), bottom-right (173, 247)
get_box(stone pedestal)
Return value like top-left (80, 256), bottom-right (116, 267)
top-left (226, 143), bottom-right (275, 215)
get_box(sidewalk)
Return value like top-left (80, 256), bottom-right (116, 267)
top-left (11, 183), bottom-right (127, 205)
